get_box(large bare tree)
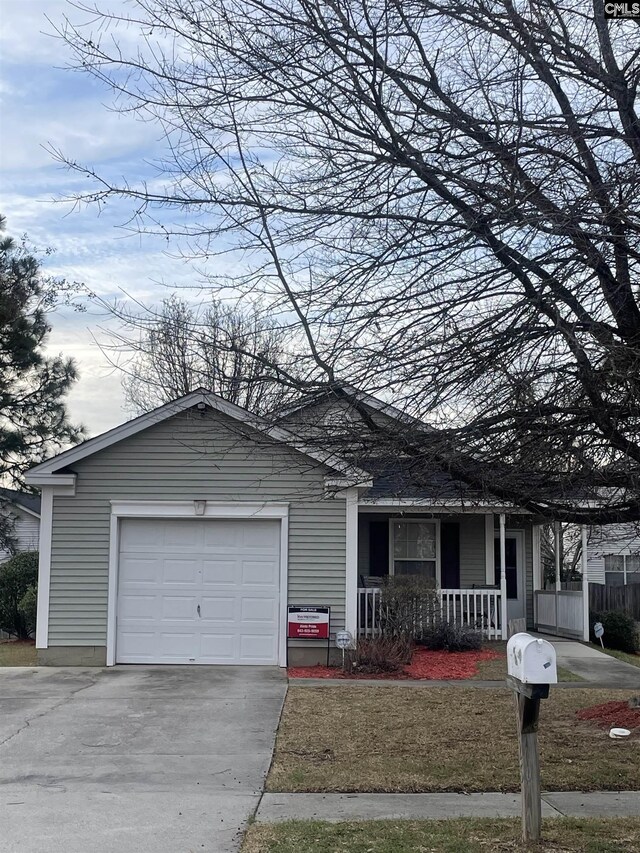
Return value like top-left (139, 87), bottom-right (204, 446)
top-left (55, 0), bottom-right (640, 521)
top-left (110, 295), bottom-right (300, 415)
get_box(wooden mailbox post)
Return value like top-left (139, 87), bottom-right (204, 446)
top-left (506, 634), bottom-right (557, 843)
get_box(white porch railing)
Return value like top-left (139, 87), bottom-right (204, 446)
top-left (535, 589), bottom-right (583, 640)
top-left (358, 588), bottom-right (503, 640)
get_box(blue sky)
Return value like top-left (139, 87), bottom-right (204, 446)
top-left (1, 0), bottom-right (202, 435)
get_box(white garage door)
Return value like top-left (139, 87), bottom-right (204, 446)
top-left (116, 518), bottom-right (281, 664)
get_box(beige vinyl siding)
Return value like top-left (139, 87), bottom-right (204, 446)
top-left (48, 407), bottom-right (346, 646)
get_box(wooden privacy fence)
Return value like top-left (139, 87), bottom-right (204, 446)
top-left (589, 583), bottom-right (640, 619)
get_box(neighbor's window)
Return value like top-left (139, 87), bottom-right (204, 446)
top-left (605, 554), bottom-right (640, 586)
top-left (605, 554), bottom-right (626, 586)
top-left (392, 521), bottom-right (437, 580)
top-left (626, 555), bottom-right (640, 584)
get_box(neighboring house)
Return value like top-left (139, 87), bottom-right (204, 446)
top-left (25, 387), bottom-right (590, 667)
top-left (586, 523), bottom-right (640, 587)
top-left (0, 488), bottom-right (41, 562)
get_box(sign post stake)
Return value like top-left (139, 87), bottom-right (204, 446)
top-left (509, 680), bottom-right (545, 842)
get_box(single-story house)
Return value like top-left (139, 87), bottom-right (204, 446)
top-left (586, 523), bottom-right (640, 586)
top-left (0, 488), bottom-right (41, 563)
top-left (25, 388), bottom-right (591, 667)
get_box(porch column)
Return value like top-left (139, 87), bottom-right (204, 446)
top-left (581, 525), bottom-right (590, 642)
top-left (499, 513), bottom-right (508, 639)
top-left (554, 522), bottom-right (562, 591)
top-left (344, 488), bottom-right (359, 639)
top-left (532, 524), bottom-right (541, 627)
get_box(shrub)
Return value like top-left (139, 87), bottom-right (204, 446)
top-left (0, 551), bottom-right (38, 638)
top-left (345, 635), bottom-right (413, 675)
top-left (19, 585), bottom-right (38, 636)
top-left (590, 610), bottom-right (639, 654)
top-left (418, 620), bottom-right (483, 652)
top-left (379, 575), bottom-right (440, 639)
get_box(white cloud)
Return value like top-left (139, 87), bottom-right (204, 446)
top-left (0, 0), bottom-right (256, 437)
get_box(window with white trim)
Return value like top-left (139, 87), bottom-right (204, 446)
top-left (391, 520), bottom-right (438, 580)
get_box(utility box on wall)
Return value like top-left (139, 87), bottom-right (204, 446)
top-left (507, 633), bottom-right (557, 685)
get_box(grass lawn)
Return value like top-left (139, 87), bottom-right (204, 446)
top-left (472, 644), bottom-right (583, 681)
top-left (267, 686), bottom-right (639, 793)
top-left (591, 644), bottom-right (640, 669)
top-left (0, 640), bottom-right (37, 667)
top-left (242, 817), bottom-right (640, 853)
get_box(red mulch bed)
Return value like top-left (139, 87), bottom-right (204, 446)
top-left (288, 647), bottom-right (503, 680)
top-left (576, 700), bottom-right (640, 732)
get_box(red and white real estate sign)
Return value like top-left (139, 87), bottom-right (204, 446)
top-left (287, 606), bottom-right (330, 640)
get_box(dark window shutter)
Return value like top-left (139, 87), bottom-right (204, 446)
top-left (440, 523), bottom-right (460, 588)
top-left (495, 538), bottom-right (518, 598)
top-left (369, 521), bottom-right (389, 577)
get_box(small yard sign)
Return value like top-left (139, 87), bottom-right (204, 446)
top-left (594, 621), bottom-right (604, 647)
top-left (287, 606), bottom-right (330, 640)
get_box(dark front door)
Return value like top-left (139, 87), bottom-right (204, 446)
top-left (494, 534), bottom-right (525, 620)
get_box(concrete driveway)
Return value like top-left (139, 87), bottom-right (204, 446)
top-left (0, 666), bottom-right (287, 853)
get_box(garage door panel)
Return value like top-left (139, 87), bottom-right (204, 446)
top-left (119, 557), bottom-right (158, 584)
top-left (240, 596), bottom-right (278, 623)
top-left (240, 634), bottom-right (278, 663)
top-left (163, 523), bottom-right (204, 549)
top-left (162, 558), bottom-right (200, 584)
top-left (199, 633), bottom-right (236, 660)
top-left (201, 559), bottom-right (238, 585)
top-left (241, 560), bottom-right (279, 585)
top-left (118, 631), bottom-right (156, 657)
top-left (200, 595), bottom-right (237, 621)
top-left (241, 522), bottom-right (280, 549)
top-left (159, 632), bottom-right (198, 657)
top-left (120, 520), bottom-right (159, 550)
top-left (161, 595), bottom-right (198, 620)
top-left (116, 518), bottom-right (281, 664)
top-left (119, 594), bottom-right (157, 620)
top-left (202, 524), bottom-right (241, 549)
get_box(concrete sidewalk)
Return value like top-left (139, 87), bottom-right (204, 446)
top-left (544, 637), bottom-right (640, 688)
top-left (256, 791), bottom-right (640, 823)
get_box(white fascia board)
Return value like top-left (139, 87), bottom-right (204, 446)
top-left (359, 498), bottom-right (530, 513)
top-left (25, 389), bottom-right (369, 482)
top-left (24, 472), bottom-right (76, 490)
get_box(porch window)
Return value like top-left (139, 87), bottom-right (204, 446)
top-left (391, 521), bottom-right (437, 581)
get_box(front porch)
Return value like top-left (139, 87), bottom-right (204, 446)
top-left (353, 507), bottom-right (531, 641)
top-left (350, 505), bottom-right (591, 643)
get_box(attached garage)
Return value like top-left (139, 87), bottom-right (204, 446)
top-left (26, 389), bottom-right (357, 667)
top-left (116, 517), bottom-right (281, 665)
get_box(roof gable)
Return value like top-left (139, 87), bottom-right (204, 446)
top-left (0, 488), bottom-right (41, 517)
top-left (25, 389), bottom-right (371, 486)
